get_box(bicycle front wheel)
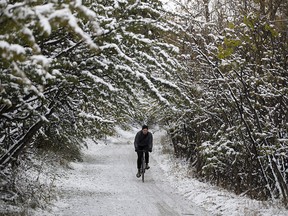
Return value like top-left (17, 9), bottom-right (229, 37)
top-left (141, 156), bottom-right (145, 182)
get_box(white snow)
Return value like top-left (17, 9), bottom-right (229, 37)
top-left (31, 55), bottom-right (52, 67)
top-left (78, 111), bottom-right (115, 123)
top-left (81, 70), bottom-right (117, 92)
top-left (34, 4), bottom-right (54, 35)
top-left (0, 41), bottom-right (25, 57)
top-left (36, 126), bottom-right (288, 216)
top-left (48, 8), bottom-right (98, 50)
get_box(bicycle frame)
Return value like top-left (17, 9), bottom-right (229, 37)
top-left (138, 150), bottom-right (148, 182)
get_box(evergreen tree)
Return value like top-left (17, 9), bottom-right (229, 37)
top-left (0, 0), bottom-right (185, 208)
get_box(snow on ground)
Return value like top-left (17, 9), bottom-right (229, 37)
top-left (37, 126), bottom-right (288, 216)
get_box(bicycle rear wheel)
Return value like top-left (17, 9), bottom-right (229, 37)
top-left (141, 155), bottom-right (145, 182)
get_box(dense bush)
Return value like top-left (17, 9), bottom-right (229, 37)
top-left (163, 0), bottom-right (288, 203)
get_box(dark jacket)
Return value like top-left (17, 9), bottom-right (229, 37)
top-left (134, 130), bottom-right (153, 150)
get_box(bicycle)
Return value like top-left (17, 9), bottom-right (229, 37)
top-left (137, 150), bottom-right (149, 182)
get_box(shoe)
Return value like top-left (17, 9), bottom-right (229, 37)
top-left (136, 170), bottom-right (141, 178)
top-left (145, 163), bottom-right (150, 170)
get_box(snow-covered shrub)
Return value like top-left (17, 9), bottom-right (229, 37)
top-left (0, 149), bottom-right (59, 215)
top-left (162, 0), bottom-right (288, 203)
top-left (159, 132), bottom-right (174, 155)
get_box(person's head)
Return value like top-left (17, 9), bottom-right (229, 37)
top-left (142, 125), bottom-right (148, 134)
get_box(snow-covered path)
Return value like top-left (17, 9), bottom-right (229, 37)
top-left (50, 135), bottom-right (210, 216)
top-left (39, 127), bottom-right (288, 216)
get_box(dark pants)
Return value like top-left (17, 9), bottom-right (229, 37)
top-left (137, 146), bottom-right (149, 169)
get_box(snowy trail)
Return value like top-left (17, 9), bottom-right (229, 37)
top-left (48, 135), bottom-right (210, 216)
top-left (37, 128), bottom-right (288, 216)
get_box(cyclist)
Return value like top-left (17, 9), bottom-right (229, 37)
top-left (134, 125), bottom-right (153, 178)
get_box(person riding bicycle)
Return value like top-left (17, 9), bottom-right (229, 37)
top-left (134, 125), bottom-right (153, 178)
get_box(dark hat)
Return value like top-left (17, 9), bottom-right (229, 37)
top-left (142, 125), bottom-right (148, 130)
